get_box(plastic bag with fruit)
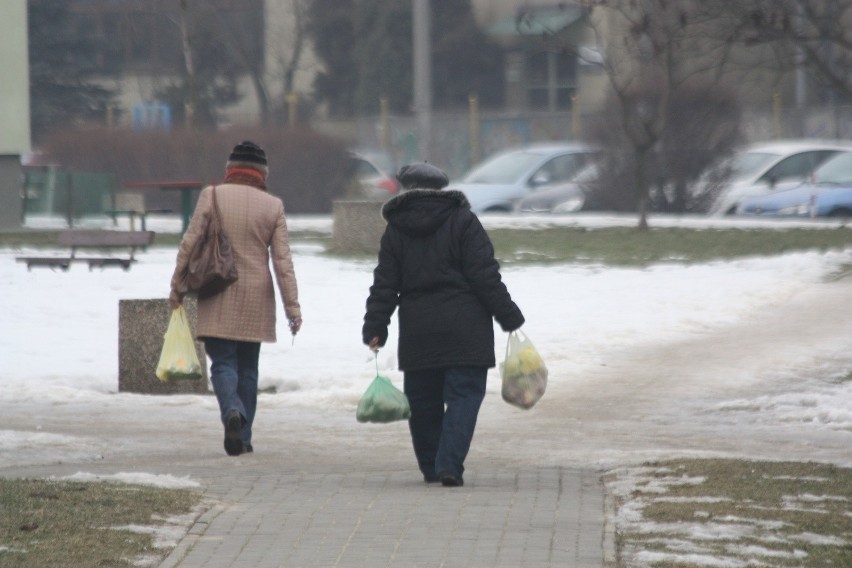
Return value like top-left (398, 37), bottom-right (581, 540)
top-left (155, 306), bottom-right (203, 381)
top-left (500, 330), bottom-right (548, 409)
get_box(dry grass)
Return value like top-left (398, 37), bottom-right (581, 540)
top-left (606, 459), bottom-right (852, 567)
top-left (0, 478), bottom-right (201, 567)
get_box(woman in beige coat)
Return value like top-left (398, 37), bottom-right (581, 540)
top-left (169, 141), bottom-right (301, 456)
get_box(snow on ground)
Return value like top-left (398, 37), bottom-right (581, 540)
top-left (2, 212), bottom-right (851, 567)
top-left (3, 212), bottom-right (850, 466)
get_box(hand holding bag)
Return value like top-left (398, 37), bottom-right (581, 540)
top-left (180, 186), bottom-right (238, 298)
top-left (501, 329), bottom-right (548, 409)
top-left (156, 306), bottom-right (203, 381)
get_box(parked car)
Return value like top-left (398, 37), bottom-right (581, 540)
top-left (447, 143), bottom-right (598, 213)
top-left (705, 140), bottom-right (852, 216)
top-left (346, 150), bottom-right (399, 200)
top-left (737, 151), bottom-right (852, 218)
top-left (513, 162), bottom-right (599, 213)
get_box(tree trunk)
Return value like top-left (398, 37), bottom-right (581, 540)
top-left (179, 0), bottom-right (208, 183)
top-left (635, 148), bottom-right (650, 231)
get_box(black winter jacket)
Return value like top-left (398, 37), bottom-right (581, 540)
top-left (362, 189), bottom-right (525, 371)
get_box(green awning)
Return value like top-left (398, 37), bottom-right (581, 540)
top-left (487, 6), bottom-right (586, 37)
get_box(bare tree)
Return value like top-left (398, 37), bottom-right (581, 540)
top-left (708, 0), bottom-right (852, 104)
top-left (579, 0), bottom-right (742, 228)
top-left (276, 0), bottom-right (310, 100)
top-left (179, 0), bottom-right (209, 182)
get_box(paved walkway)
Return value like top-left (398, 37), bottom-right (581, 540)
top-left (162, 465), bottom-right (608, 568)
top-left (2, 450), bottom-right (611, 568)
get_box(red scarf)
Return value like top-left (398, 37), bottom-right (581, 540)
top-left (224, 166), bottom-right (267, 191)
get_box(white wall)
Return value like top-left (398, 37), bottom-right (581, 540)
top-left (0, 0), bottom-right (31, 155)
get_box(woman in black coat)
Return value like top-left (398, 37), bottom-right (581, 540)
top-left (363, 162), bottom-right (525, 487)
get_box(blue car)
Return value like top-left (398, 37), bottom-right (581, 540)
top-left (737, 151), bottom-right (852, 218)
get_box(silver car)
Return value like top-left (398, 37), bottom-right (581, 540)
top-left (514, 162), bottom-right (599, 213)
top-left (705, 140), bottom-right (852, 215)
top-left (447, 143), bottom-right (597, 213)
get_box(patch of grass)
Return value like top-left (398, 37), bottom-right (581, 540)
top-left (6, 226), bottom-right (852, 267)
top-left (0, 478), bottom-right (201, 567)
top-left (0, 229), bottom-right (330, 251)
top-left (606, 459), bottom-right (852, 567)
top-left (488, 226), bottom-right (852, 266)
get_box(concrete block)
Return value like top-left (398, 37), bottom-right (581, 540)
top-left (331, 200), bottom-right (386, 253)
top-left (118, 297), bottom-right (209, 394)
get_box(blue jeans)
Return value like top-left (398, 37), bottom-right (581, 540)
top-left (404, 367), bottom-right (487, 480)
top-left (204, 338), bottom-right (261, 447)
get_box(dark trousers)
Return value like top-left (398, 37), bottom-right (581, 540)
top-left (404, 366), bottom-right (487, 479)
top-left (204, 338), bottom-right (261, 446)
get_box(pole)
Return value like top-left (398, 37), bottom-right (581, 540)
top-left (412, 0), bottom-right (432, 160)
top-left (773, 92), bottom-right (782, 139)
top-left (380, 96), bottom-right (390, 151)
top-left (287, 92), bottom-right (298, 126)
top-left (571, 95), bottom-right (579, 139)
top-left (469, 94), bottom-right (479, 165)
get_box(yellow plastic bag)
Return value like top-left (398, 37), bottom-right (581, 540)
top-left (501, 330), bottom-right (548, 409)
top-left (155, 306), bottom-right (203, 381)
top-left (356, 375), bottom-right (411, 423)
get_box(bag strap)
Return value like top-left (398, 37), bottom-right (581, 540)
top-left (210, 185), bottom-right (223, 224)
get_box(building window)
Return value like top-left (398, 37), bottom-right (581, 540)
top-left (526, 50), bottom-right (576, 111)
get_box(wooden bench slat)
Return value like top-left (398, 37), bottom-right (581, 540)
top-left (16, 230), bottom-right (154, 271)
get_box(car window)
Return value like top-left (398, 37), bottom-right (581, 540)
top-left (533, 153), bottom-right (589, 185)
top-left (349, 158), bottom-right (380, 178)
top-left (726, 152), bottom-right (779, 182)
top-left (570, 163), bottom-right (599, 183)
top-left (814, 152), bottom-right (852, 184)
top-left (462, 151), bottom-right (548, 184)
top-left (761, 151), bottom-right (839, 184)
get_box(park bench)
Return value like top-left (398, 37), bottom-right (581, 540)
top-left (16, 230), bottom-right (156, 271)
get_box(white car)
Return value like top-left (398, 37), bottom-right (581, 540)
top-left (447, 143), bottom-right (597, 213)
top-left (347, 151), bottom-right (400, 201)
top-left (705, 140), bottom-right (852, 215)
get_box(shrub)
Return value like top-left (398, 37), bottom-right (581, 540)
top-left (39, 126), bottom-right (351, 213)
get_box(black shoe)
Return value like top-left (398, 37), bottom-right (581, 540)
top-left (438, 471), bottom-right (463, 487)
top-left (243, 443), bottom-right (253, 454)
top-left (224, 411), bottom-right (243, 456)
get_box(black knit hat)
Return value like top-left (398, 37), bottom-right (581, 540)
top-left (228, 141), bottom-right (267, 166)
top-left (397, 162), bottom-right (449, 190)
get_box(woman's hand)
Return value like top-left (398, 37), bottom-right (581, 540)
top-left (368, 337), bottom-right (381, 352)
top-left (168, 291), bottom-right (182, 311)
top-left (288, 317), bottom-right (303, 334)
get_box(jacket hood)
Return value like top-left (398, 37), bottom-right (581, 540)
top-left (381, 189), bottom-right (471, 237)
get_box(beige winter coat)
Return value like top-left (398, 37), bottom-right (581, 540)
top-left (170, 183), bottom-right (301, 342)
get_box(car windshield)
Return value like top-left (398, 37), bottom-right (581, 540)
top-left (462, 151), bottom-right (547, 184)
top-left (813, 152), bottom-right (852, 184)
top-left (727, 151), bottom-right (780, 182)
